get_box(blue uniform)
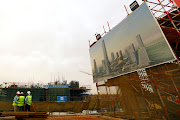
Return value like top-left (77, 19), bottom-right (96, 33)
top-left (13, 95), bottom-right (18, 106)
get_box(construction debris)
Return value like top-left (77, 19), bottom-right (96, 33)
top-left (1, 112), bottom-right (48, 120)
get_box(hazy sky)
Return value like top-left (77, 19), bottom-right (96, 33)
top-left (0, 0), bottom-right (145, 93)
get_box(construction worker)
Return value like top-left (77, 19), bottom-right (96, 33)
top-left (18, 92), bottom-right (25, 111)
top-left (25, 91), bottom-right (32, 111)
top-left (12, 91), bottom-right (20, 112)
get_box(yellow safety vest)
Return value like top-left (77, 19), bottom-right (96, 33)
top-left (12, 96), bottom-right (19, 106)
top-left (26, 96), bottom-right (32, 105)
top-left (18, 96), bottom-right (25, 107)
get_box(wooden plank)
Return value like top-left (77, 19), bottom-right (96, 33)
top-left (0, 116), bottom-right (16, 120)
top-left (1, 112), bottom-right (48, 119)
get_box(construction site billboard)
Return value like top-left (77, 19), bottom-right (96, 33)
top-left (89, 3), bottom-right (176, 83)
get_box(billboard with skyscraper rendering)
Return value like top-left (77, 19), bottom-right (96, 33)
top-left (89, 3), bottom-right (176, 83)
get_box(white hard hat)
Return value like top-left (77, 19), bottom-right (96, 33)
top-left (27, 91), bottom-right (31, 94)
top-left (20, 92), bottom-right (24, 94)
top-left (16, 91), bottom-right (20, 94)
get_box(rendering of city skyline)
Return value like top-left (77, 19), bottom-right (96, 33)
top-left (89, 3), bottom-right (176, 82)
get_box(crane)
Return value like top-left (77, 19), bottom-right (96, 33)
top-left (79, 71), bottom-right (93, 76)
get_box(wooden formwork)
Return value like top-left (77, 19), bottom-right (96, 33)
top-left (0, 100), bottom-right (99, 113)
top-left (97, 62), bottom-right (180, 120)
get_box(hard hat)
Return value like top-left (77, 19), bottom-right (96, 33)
top-left (16, 91), bottom-right (20, 94)
top-left (20, 92), bottom-right (24, 94)
top-left (27, 91), bottom-right (31, 94)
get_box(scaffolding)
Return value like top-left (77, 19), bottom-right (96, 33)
top-left (96, 0), bottom-right (180, 119)
top-left (0, 81), bottom-right (91, 102)
top-left (0, 87), bottom-right (89, 102)
top-left (145, 0), bottom-right (180, 58)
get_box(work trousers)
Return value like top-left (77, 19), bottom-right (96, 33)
top-left (13, 106), bottom-right (18, 112)
top-left (25, 104), bottom-right (31, 111)
top-left (18, 106), bottom-right (24, 111)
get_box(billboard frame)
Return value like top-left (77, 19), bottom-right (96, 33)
top-left (89, 2), bottom-right (178, 83)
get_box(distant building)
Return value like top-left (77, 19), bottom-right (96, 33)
top-left (136, 34), bottom-right (150, 67)
top-left (125, 44), bottom-right (138, 64)
top-left (0, 81), bottom-right (90, 102)
top-left (102, 40), bottom-right (111, 74)
top-left (111, 52), bottom-right (115, 63)
top-left (69, 81), bottom-right (79, 89)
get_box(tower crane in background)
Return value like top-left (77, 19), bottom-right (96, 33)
top-left (79, 71), bottom-right (93, 76)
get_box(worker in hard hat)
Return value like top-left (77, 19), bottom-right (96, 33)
top-left (25, 91), bottom-right (32, 111)
top-left (12, 91), bottom-right (20, 112)
top-left (18, 92), bottom-right (25, 111)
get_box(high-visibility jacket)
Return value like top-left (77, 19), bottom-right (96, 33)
top-left (26, 96), bottom-right (32, 105)
top-left (18, 96), bottom-right (25, 107)
top-left (12, 96), bottom-right (19, 106)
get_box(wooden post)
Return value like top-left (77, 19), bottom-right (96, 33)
top-left (136, 72), bottom-right (151, 117)
top-left (124, 5), bottom-right (129, 15)
top-left (108, 87), bottom-right (115, 117)
top-left (107, 21), bottom-right (111, 31)
top-left (165, 64), bottom-right (180, 99)
top-left (96, 82), bottom-right (102, 115)
top-left (152, 76), bottom-right (170, 120)
top-left (106, 86), bottom-right (112, 115)
top-left (115, 85), bottom-right (123, 118)
top-left (157, 0), bottom-right (180, 35)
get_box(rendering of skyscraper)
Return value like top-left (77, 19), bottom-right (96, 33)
top-left (136, 34), bottom-right (150, 67)
top-left (102, 59), bottom-right (106, 71)
top-left (119, 50), bottom-right (123, 60)
top-left (125, 44), bottom-right (138, 64)
top-left (125, 49), bottom-right (131, 62)
top-left (98, 67), bottom-right (102, 73)
top-left (116, 52), bottom-right (119, 58)
top-left (111, 52), bottom-right (115, 63)
top-left (136, 34), bottom-right (145, 47)
top-left (102, 40), bottom-right (111, 74)
top-left (93, 59), bottom-right (98, 75)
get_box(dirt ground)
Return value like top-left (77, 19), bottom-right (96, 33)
top-left (46, 115), bottom-right (126, 120)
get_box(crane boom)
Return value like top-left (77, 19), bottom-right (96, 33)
top-left (79, 71), bottom-right (92, 76)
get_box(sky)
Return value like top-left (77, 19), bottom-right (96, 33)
top-left (0, 0), bottom-right (145, 94)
